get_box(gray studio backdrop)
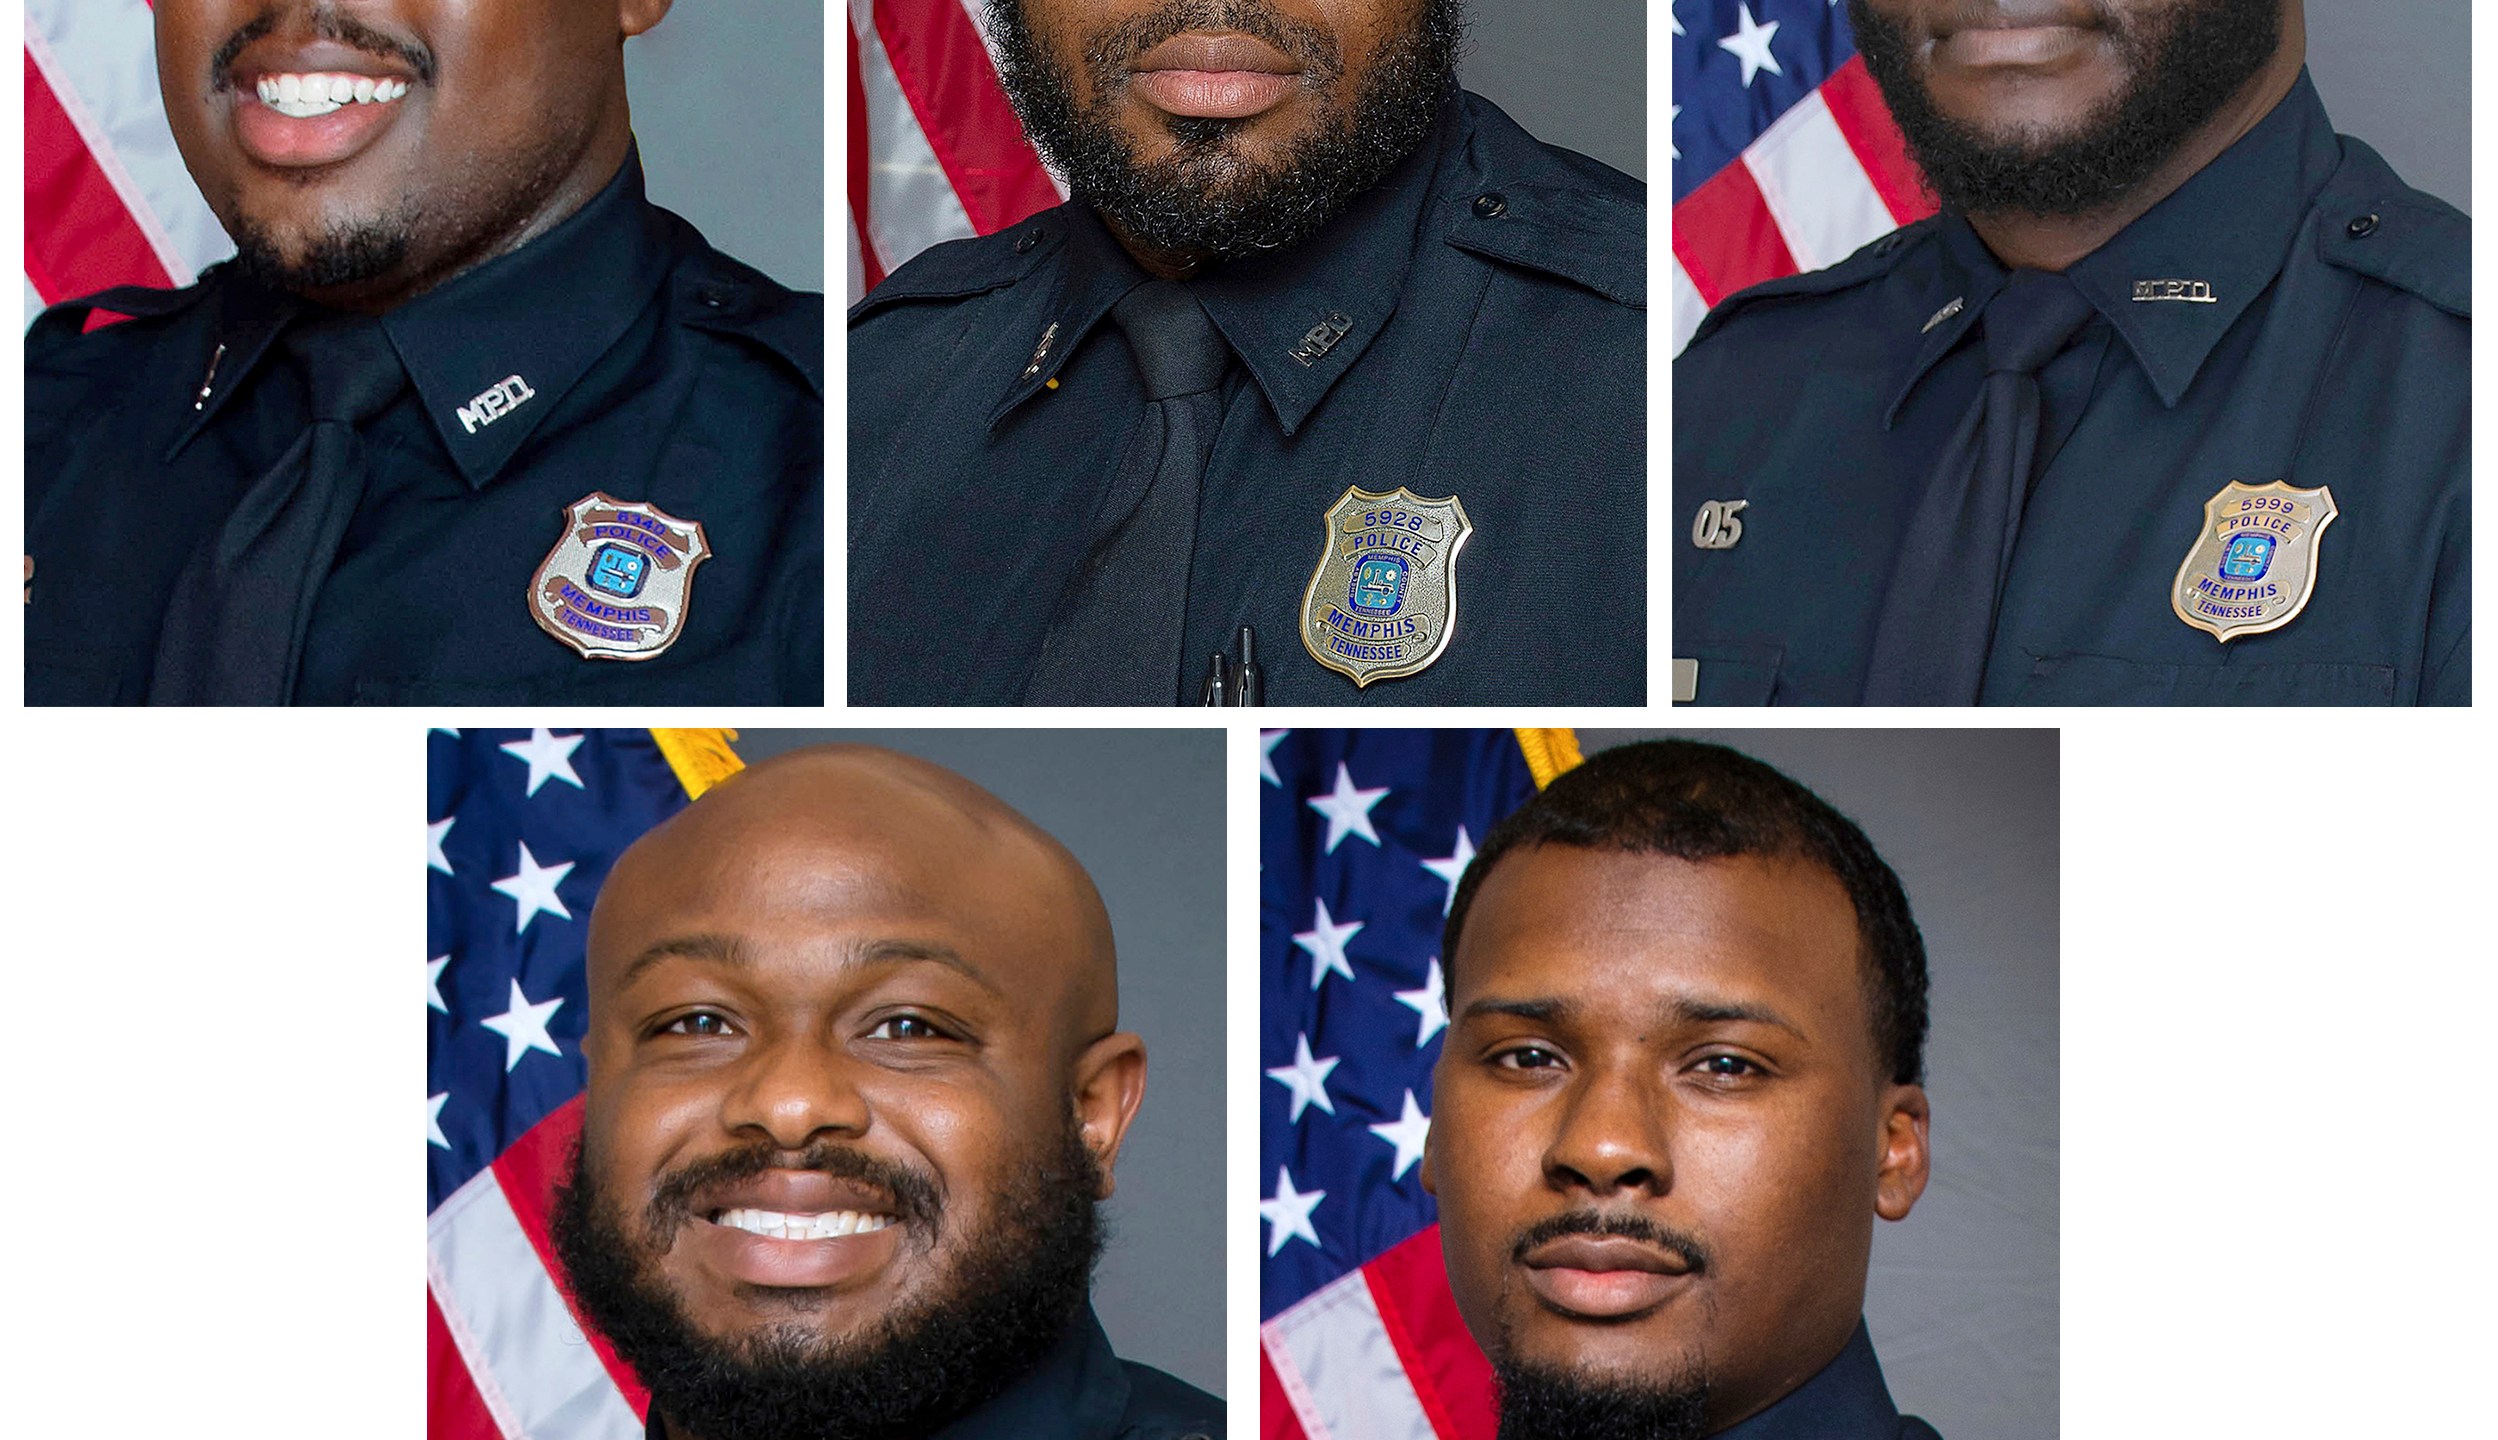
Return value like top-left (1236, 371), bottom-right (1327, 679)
top-left (730, 728), bottom-right (1224, 1396)
top-left (2306, 0), bottom-right (2468, 211)
top-left (1462, 0), bottom-right (1645, 180)
top-left (625, 0), bottom-right (825, 290)
top-left (1578, 729), bottom-right (2059, 1440)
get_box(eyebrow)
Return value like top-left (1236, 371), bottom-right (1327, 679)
top-left (1457, 992), bottom-right (1805, 1038)
top-left (618, 934), bottom-right (1005, 998)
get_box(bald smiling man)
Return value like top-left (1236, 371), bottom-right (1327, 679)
top-left (548, 747), bottom-right (1222, 1440)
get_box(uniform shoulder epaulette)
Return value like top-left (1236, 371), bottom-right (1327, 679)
top-left (2313, 135), bottom-right (2468, 320)
top-left (1685, 217), bottom-right (1937, 351)
top-left (847, 212), bottom-right (1067, 325)
top-left (26, 275), bottom-right (215, 364)
top-left (669, 227), bottom-right (826, 396)
top-left (1442, 91), bottom-right (1644, 307)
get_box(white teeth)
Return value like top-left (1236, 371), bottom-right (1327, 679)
top-left (714, 1207), bottom-right (897, 1240)
top-left (255, 72), bottom-right (411, 119)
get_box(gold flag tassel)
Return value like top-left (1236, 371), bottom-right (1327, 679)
top-left (1512, 728), bottom-right (1583, 790)
top-left (650, 728), bottom-right (746, 800)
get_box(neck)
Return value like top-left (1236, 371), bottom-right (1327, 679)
top-left (1967, 19), bottom-right (2306, 272)
top-left (1099, 212), bottom-right (1212, 281)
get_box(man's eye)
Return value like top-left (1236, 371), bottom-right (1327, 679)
top-left (661, 1012), bottom-right (736, 1037)
top-left (1492, 1044), bottom-right (1565, 1071)
top-left (1693, 1054), bottom-right (1762, 1079)
top-left (868, 1014), bottom-right (951, 1041)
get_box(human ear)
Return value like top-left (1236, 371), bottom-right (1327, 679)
top-left (1071, 1031), bottom-right (1149, 1198)
top-left (619, 0), bottom-right (674, 40)
top-left (1874, 1082), bottom-right (1931, 1222)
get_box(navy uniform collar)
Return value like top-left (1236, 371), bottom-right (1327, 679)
top-left (177, 146), bottom-right (672, 489)
top-left (1892, 69), bottom-right (2342, 420)
top-left (1717, 1320), bottom-right (1914, 1440)
top-left (642, 1307), bottom-right (1133, 1440)
top-left (990, 92), bottom-right (1454, 436)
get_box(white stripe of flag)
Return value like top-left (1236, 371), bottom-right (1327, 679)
top-left (1740, 88), bottom-right (1894, 275)
top-left (1262, 1268), bottom-right (1440, 1440)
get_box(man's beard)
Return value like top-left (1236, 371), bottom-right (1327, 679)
top-left (549, 1115), bottom-right (1106, 1440)
top-left (987, 0), bottom-right (1465, 261)
top-left (1494, 1360), bottom-right (1710, 1440)
top-left (228, 208), bottom-right (419, 293)
top-left (1848, 0), bottom-right (2284, 217)
top-left (1486, 1210), bottom-right (1714, 1440)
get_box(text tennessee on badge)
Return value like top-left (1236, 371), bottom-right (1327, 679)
top-left (1299, 485), bottom-right (1472, 687)
top-left (529, 492), bottom-right (713, 660)
top-left (2169, 479), bottom-right (2338, 642)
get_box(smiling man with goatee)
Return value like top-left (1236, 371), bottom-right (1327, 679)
top-left (550, 746), bottom-right (1222, 1440)
top-left (25, 0), bottom-right (822, 706)
top-left (1424, 741), bottom-right (1940, 1440)
top-left (850, 0), bottom-right (1646, 708)
top-left (1674, 0), bottom-right (2467, 708)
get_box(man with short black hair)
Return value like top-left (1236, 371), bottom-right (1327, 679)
top-left (850, 0), bottom-right (1645, 706)
top-left (1675, 0), bottom-right (2467, 706)
top-left (27, 0), bottom-right (822, 705)
top-left (1425, 740), bottom-right (1940, 1440)
top-left (551, 746), bottom-right (1222, 1440)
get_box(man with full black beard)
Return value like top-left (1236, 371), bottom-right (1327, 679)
top-left (25, 0), bottom-right (822, 706)
top-left (1673, 0), bottom-right (2467, 707)
top-left (549, 746), bottom-right (1223, 1440)
top-left (850, 0), bottom-right (1645, 706)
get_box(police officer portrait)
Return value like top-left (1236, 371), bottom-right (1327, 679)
top-left (1261, 729), bottom-right (2056, 1440)
top-left (25, 0), bottom-right (825, 706)
top-left (849, 0), bottom-right (1644, 706)
top-left (1671, 0), bottom-right (2468, 706)
top-left (428, 729), bottom-right (1224, 1440)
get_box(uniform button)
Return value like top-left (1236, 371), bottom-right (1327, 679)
top-left (1471, 192), bottom-right (1508, 218)
top-left (1015, 227), bottom-right (1043, 254)
top-left (2346, 213), bottom-right (2380, 239)
top-left (698, 288), bottom-right (728, 309)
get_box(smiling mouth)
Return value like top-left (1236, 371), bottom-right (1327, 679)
top-left (254, 71), bottom-right (411, 118)
top-left (709, 1207), bottom-right (898, 1242)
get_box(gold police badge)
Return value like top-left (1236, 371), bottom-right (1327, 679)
top-left (2169, 480), bottom-right (2337, 642)
top-left (1299, 486), bottom-right (1472, 687)
top-left (528, 493), bottom-right (711, 660)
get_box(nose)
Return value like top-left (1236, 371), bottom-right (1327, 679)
top-left (1542, 1059), bottom-right (1672, 1197)
top-left (719, 1032), bottom-right (870, 1149)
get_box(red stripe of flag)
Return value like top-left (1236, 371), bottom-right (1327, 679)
top-left (1364, 1226), bottom-right (1499, 1440)
top-left (1259, 1350), bottom-right (1310, 1440)
top-left (486, 1096), bottom-right (654, 1422)
top-left (1671, 156), bottom-right (1798, 308)
top-left (847, 20), bottom-right (889, 290)
top-left (24, 49), bottom-right (174, 304)
top-left (1818, 57), bottom-right (1938, 226)
top-left (870, 0), bottom-right (1060, 235)
top-left (429, 1287), bottom-right (509, 1440)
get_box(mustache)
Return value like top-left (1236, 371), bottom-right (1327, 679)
top-left (1510, 1210), bottom-right (1714, 1276)
top-left (210, 4), bottom-right (439, 92)
top-left (643, 1138), bottom-right (944, 1243)
top-left (1081, 0), bottom-right (1345, 83)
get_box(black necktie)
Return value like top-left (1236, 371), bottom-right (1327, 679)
top-left (148, 316), bottom-right (405, 705)
top-left (1862, 270), bottom-right (2096, 705)
top-left (1025, 281), bottom-right (1230, 705)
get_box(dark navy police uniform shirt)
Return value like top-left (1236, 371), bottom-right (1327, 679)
top-left (1675, 73), bottom-right (2468, 706)
top-left (851, 91), bottom-right (1644, 705)
top-left (26, 153), bottom-right (823, 705)
top-left (1717, 1321), bottom-right (1940, 1440)
top-left (642, 1308), bottom-right (1223, 1440)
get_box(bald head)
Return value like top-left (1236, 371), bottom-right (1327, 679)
top-left (590, 744), bottom-right (1120, 1053)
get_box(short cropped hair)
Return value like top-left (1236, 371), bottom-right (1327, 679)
top-left (1445, 740), bottom-right (1930, 1086)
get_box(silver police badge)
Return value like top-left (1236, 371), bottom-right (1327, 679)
top-left (2170, 480), bottom-right (2337, 642)
top-left (1299, 486), bottom-right (1472, 687)
top-left (528, 493), bottom-right (712, 660)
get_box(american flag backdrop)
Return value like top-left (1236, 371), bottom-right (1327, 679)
top-left (1259, 728), bottom-right (1583, 1440)
top-left (847, 0), bottom-right (1062, 302)
top-left (25, 0), bottom-right (237, 314)
top-left (427, 728), bottom-right (745, 1440)
top-left (1670, 0), bottom-right (1936, 354)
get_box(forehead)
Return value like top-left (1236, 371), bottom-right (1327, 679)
top-left (1453, 847), bottom-right (1867, 1030)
